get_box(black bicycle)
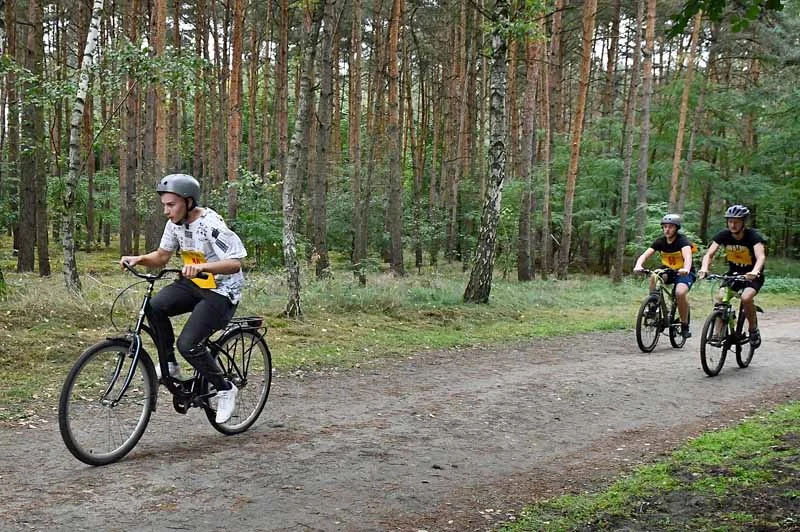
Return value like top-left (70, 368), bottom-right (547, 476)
top-left (635, 268), bottom-right (691, 352)
top-left (699, 273), bottom-right (763, 377)
top-left (58, 264), bottom-right (272, 466)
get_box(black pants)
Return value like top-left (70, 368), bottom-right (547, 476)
top-left (147, 278), bottom-right (234, 390)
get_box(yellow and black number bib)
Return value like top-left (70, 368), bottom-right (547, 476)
top-left (660, 250), bottom-right (683, 269)
top-left (725, 246), bottom-right (753, 268)
top-left (181, 250), bottom-right (217, 289)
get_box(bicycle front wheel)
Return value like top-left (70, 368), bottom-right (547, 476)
top-left (735, 311), bottom-right (756, 368)
top-left (700, 311), bottom-right (728, 377)
top-left (58, 339), bottom-right (156, 466)
top-left (668, 304), bottom-right (690, 349)
top-left (636, 296), bottom-right (662, 352)
top-left (207, 329), bottom-right (272, 435)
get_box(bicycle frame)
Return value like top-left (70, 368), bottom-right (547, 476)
top-left (642, 268), bottom-right (678, 324)
top-left (706, 274), bottom-right (757, 345)
top-left (112, 264), bottom-right (204, 408)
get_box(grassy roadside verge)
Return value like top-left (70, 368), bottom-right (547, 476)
top-left (501, 401), bottom-right (800, 531)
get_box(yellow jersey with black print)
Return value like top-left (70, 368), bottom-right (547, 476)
top-left (711, 228), bottom-right (766, 275)
top-left (651, 234), bottom-right (696, 271)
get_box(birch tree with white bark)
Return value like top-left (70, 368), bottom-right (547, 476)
top-left (63, 0), bottom-right (104, 293)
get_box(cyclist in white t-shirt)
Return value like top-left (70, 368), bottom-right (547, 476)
top-left (120, 174), bottom-right (247, 423)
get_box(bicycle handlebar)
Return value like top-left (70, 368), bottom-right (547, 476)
top-left (121, 261), bottom-right (208, 281)
top-left (703, 273), bottom-right (751, 283)
top-left (634, 267), bottom-right (675, 276)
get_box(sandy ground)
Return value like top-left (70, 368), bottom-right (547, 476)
top-left (1, 308), bottom-right (798, 532)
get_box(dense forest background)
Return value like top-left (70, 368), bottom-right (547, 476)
top-left (1, 0), bottom-right (798, 298)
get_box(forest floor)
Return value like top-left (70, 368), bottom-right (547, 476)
top-left (1, 309), bottom-right (799, 532)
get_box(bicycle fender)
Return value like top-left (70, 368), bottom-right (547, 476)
top-left (756, 305), bottom-right (764, 313)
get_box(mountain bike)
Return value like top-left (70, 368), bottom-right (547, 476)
top-left (634, 268), bottom-right (691, 352)
top-left (699, 273), bottom-right (763, 377)
top-left (58, 264), bottom-right (272, 466)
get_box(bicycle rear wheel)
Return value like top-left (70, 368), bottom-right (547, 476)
top-left (700, 310), bottom-right (728, 377)
top-left (58, 339), bottom-right (156, 466)
top-left (635, 296), bottom-right (662, 352)
top-left (668, 304), bottom-right (690, 349)
top-left (206, 329), bottom-right (272, 435)
top-left (735, 310), bottom-right (756, 368)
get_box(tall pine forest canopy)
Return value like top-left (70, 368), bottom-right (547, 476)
top-left (1, 0), bottom-right (798, 288)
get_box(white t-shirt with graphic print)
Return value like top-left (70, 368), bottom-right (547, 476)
top-left (158, 207), bottom-right (247, 303)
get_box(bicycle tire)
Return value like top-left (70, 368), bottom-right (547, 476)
top-left (668, 303), bottom-right (690, 349)
top-left (735, 309), bottom-right (756, 368)
top-left (206, 329), bottom-right (272, 435)
top-left (58, 339), bottom-right (157, 466)
top-left (635, 296), bottom-right (662, 352)
top-left (700, 310), bottom-right (727, 377)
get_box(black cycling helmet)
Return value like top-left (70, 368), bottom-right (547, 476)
top-left (660, 213), bottom-right (682, 229)
top-left (724, 204), bottom-right (750, 219)
top-left (156, 173), bottom-right (201, 209)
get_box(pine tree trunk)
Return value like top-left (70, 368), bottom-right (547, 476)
top-left (668, 11), bottom-right (702, 211)
top-left (312, 0), bottom-right (341, 280)
top-left (556, 0), bottom-right (597, 279)
top-left (602, 0), bottom-right (621, 118)
top-left (517, 36), bottom-right (541, 282)
top-left (140, 0), bottom-right (166, 253)
top-left (348, 0), bottom-right (365, 284)
top-left (540, 18), bottom-right (553, 280)
top-left (261, 27), bottom-right (273, 179)
top-left (406, 31), bottom-right (426, 272)
top-left (33, 0), bottom-right (50, 278)
top-left (613, 0), bottom-right (644, 283)
top-left (19, 0), bottom-right (48, 275)
top-left (119, 0), bottom-right (139, 256)
top-left (227, 0), bottom-right (244, 219)
top-left (387, 0), bottom-right (405, 276)
top-left (5, 0), bottom-right (20, 254)
top-left (276, 0), bottom-right (289, 179)
top-left (246, 19), bottom-right (259, 173)
top-left (192, 0), bottom-right (206, 176)
top-left (464, 0), bottom-right (508, 304)
top-left (168, 0), bottom-right (182, 172)
top-left (678, 71), bottom-right (707, 214)
top-left (548, 0), bottom-right (564, 136)
top-left (635, 0), bottom-right (657, 244)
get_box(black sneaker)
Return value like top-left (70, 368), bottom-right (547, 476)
top-left (749, 329), bottom-right (761, 348)
top-left (681, 324), bottom-right (692, 339)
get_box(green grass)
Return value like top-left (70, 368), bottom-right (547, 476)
top-left (501, 402), bottom-right (800, 531)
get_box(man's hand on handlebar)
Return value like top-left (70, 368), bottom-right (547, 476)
top-left (182, 263), bottom-right (207, 279)
top-left (120, 256), bottom-right (141, 269)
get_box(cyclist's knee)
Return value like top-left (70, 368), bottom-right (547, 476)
top-left (714, 288), bottom-right (726, 304)
top-left (177, 338), bottom-right (207, 359)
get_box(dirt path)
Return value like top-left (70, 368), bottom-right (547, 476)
top-left (2, 309), bottom-right (799, 532)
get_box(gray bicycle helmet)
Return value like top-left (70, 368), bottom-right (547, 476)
top-left (724, 204), bottom-right (750, 219)
top-left (660, 213), bottom-right (682, 229)
top-left (156, 174), bottom-right (201, 208)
